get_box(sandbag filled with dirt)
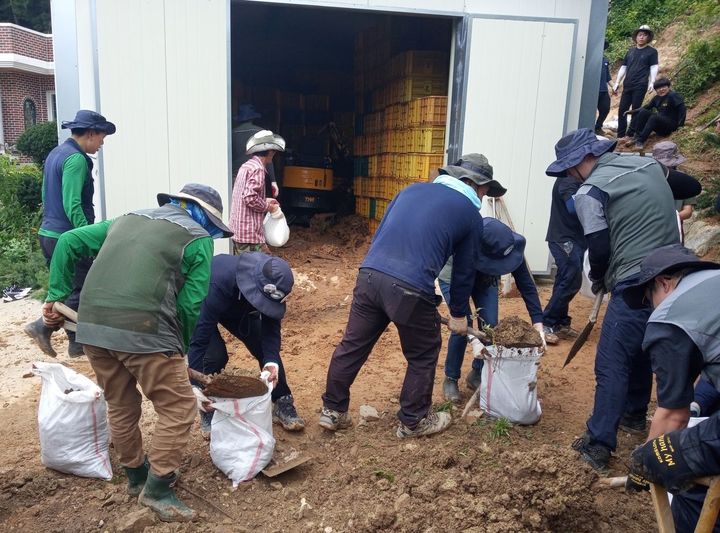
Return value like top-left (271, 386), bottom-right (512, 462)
top-left (491, 316), bottom-right (543, 349)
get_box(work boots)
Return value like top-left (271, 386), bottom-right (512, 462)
top-left (199, 411), bottom-right (213, 441)
top-left (442, 377), bottom-right (461, 403)
top-left (396, 412), bottom-right (452, 438)
top-left (138, 472), bottom-right (196, 522)
top-left (465, 368), bottom-right (482, 391)
top-left (67, 331), bottom-right (85, 358)
top-left (571, 432), bottom-right (611, 472)
top-left (272, 395), bottom-right (305, 431)
top-left (318, 407), bottom-right (353, 431)
top-left (124, 459), bottom-right (149, 496)
top-left (619, 413), bottom-right (647, 436)
top-left (24, 317), bottom-right (57, 357)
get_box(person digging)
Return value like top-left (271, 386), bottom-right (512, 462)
top-left (25, 110), bottom-right (116, 358)
top-left (188, 252), bottom-right (305, 438)
top-left (41, 183), bottom-right (231, 522)
top-left (438, 217), bottom-right (547, 402)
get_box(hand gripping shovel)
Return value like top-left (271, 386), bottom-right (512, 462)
top-left (563, 292), bottom-right (605, 368)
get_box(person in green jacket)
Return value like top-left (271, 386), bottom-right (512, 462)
top-left (42, 183), bottom-right (231, 523)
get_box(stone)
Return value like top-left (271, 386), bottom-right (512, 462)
top-left (684, 217), bottom-right (720, 256)
top-left (359, 405), bottom-right (380, 421)
top-left (116, 508), bottom-right (156, 532)
top-left (270, 482), bottom-right (283, 490)
top-left (394, 493), bottom-right (411, 512)
top-left (189, 453), bottom-right (202, 469)
top-left (439, 479), bottom-right (457, 492)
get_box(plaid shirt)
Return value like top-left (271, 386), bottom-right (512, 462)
top-left (230, 156), bottom-right (268, 244)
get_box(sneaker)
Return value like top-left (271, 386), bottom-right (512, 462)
top-left (571, 432), bottom-right (611, 472)
top-left (442, 377), bottom-right (461, 403)
top-left (633, 141), bottom-right (644, 150)
top-left (619, 413), bottom-right (647, 435)
top-left (318, 407), bottom-right (352, 431)
top-left (542, 326), bottom-right (560, 345)
top-left (396, 411), bottom-right (452, 438)
top-left (690, 401), bottom-right (701, 418)
top-left (272, 395), bottom-right (306, 431)
top-left (199, 410), bottom-right (213, 441)
top-left (465, 368), bottom-right (482, 391)
top-left (554, 325), bottom-right (579, 340)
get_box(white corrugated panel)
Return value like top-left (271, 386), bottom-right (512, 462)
top-left (461, 18), bottom-right (574, 273)
top-left (95, 0), bottom-right (229, 234)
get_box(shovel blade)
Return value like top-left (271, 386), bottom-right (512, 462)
top-left (262, 454), bottom-right (311, 477)
top-left (562, 321), bottom-right (595, 368)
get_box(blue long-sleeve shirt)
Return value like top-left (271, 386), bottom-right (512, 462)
top-left (361, 183), bottom-right (483, 317)
top-left (188, 254), bottom-right (281, 371)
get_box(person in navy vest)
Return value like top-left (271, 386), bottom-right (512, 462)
top-left (24, 110), bottom-right (116, 358)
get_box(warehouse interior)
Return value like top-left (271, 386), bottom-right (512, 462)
top-left (230, 2), bottom-right (454, 227)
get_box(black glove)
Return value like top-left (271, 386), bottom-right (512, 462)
top-left (591, 279), bottom-right (606, 295)
top-left (625, 471), bottom-right (650, 493)
top-left (628, 431), bottom-right (696, 494)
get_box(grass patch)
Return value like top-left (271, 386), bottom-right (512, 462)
top-left (489, 417), bottom-right (513, 440)
top-left (433, 400), bottom-right (455, 413)
top-left (373, 469), bottom-right (395, 483)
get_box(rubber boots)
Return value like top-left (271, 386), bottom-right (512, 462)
top-left (124, 459), bottom-right (149, 497)
top-left (24, 317), bottom-right (57, 357)
top-left (66, 331), bottom-right (85, 358)
top-left (138, 472), bottom-right (196, 522)
top-left (442, 377), bottom-right (461, 403)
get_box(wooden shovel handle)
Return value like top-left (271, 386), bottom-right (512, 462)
top-left (53, 301), bottom-right (78, 323)
top-left (439, 316), bottom-right (489, 342)
top-left (187, 368), bottom-right (212, 386)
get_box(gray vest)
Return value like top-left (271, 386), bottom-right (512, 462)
top-left (647, 270), bottom-right (720, 390)
top-left (585, 153), bottom-right (679, 289)
top-left (77, 205), bottom-right (209, 354)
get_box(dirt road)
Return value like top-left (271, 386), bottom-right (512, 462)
top-left (0, 217), bottom-right (655, 532)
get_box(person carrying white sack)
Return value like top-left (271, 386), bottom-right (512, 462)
top-left (229, 130), bottom-right (287, 254)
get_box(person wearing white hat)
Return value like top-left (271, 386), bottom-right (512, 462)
top-left (229, 130), bottom-right (286, 254)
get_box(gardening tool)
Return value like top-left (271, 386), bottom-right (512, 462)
top-left (439, 316), bottom-right (490, 343)
top-left (262, 448), bottom-right (312, 477)
top-left (562, 291), bottom-right (605, 368)
top-left (52, 302), bottom-right (78, 332)
top-left (597, 475), bottom-right (720, 533)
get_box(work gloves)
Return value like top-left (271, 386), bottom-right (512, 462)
top-left (591, 279), bottom-right (606, 296)
top-left (447, 315), bottom-right (468, 336)
top-left (626, 431), bottom-right (695, 494)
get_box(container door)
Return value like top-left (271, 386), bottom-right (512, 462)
top-left (95, 0), bottom-right (230, 225)
top-left (450, 16), bottom-right (576, 273)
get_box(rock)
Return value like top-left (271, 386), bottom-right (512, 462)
top-left (296, 497), bottom-right (313, 520)
top-left (684, 217), bottom-right (720, 256)
top-left (116, 508), bottom-right (156, 532)
top-left (324, 528), bottom-right (333, 533)
top-left (189, 453), bottom-right (202, 469)
top-left (439, 479), bottom-right (457, 492)
top-left (359, 405), bottom-right (380, 421)
top-left (394, 493), bottom-right (411, 512)
top-left (270, 482), bottom-right (283, 490)
top-left (349, 445), bottom-right (358, 456)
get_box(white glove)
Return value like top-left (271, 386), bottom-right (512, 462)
top-left (533, 323), bottom-right (547, 350)
top-left (447, 315), bottom-right (468, 336)
top-left (192, 386), bottom-right (213, 413)
top-left (269, 206), bottom-right (285, 219)
top-left (271, 182), bottom-right (279, 198)
top-left (468, 335), bottom-right (486, 359)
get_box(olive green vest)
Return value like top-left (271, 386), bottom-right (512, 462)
top-left (77, 205), bottom-right (208, 354)
top-left (647, 270), bottom-right (720, 391)
top-left (585, 153), bottom-right (679, 289)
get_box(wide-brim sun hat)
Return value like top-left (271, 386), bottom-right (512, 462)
top-left (622, 244), bottom-right (720, 309)
top-left (157, 183), bottom-right (233, 238)
top-left (236, 252), bottom-right (294, 320)
top-left (652, 141), bottom-right (687, 168)
top-left (474, 217), bottom-right (526, 276)
top-left (632, 25), bottom-right (654, 42)
top-left (61, 109), bottom-right (116, 135)
top-left (546, 128), bottom-right (617, 177)
top-left (246, 130), bottom-right (286, 155)
top-left (439, 153), bottom-right (507, 197)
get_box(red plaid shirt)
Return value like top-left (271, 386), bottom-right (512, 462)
top-left (229, 156), bottom-right (268, 244)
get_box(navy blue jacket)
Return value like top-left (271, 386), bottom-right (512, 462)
top-left (40, 138), bottom-right (95, 234)
top-left (361, 183), bottom-right (483, 317)
top-left (188, 254), bottom-right (281, 371)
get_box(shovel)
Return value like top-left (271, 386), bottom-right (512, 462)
top-left (52, 302), bottom-right (78, 332)
top-left (562, 292), bottom-right (605, 368)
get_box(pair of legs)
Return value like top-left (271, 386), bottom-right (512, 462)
top-left (322, 269), bottom-right (441, 429)
top-left (596, 91), bottom-right (611, 131)
top-left (617, 85), bottom-right (647, 138)
top-left (627, 108), bottom-right (677, 143)
top-left (584, 278), bottom-right (653, 452)
top-left (543, 240), bottom-right (585, 330)
top-left (437, 277), bottom-right (498, 380)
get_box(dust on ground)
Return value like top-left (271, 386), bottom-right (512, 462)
top-left (0, 215), bottom-right (655, 532)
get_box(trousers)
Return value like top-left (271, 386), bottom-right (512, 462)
top-left (617, 86), bottom-right (647, 137)
top-left (596, 92), bottom-right (611, 130)
top-left (628, 108), bottom-right (677, 142)
top-left (543, 240), bottom-right (585, 329)
top-left (322, 269), bottom-right (441, 428)
top-left (84, 345), bottom-right (196, 476)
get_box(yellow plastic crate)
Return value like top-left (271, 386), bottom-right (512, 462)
top-left (411, 153), bottom-right (445, 181)
top-left (410, 128), bottom-right (446, 153)
top-left (409, 96), bottom-right (448, 126)
top-left (392, 77), bottom-right (447, 104)
top-left (392, 51), bottom-right (449, 78)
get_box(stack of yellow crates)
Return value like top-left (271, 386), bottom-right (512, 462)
top-left (353, 28), bottom-right (448, 233)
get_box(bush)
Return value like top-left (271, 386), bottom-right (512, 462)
top-left (15, 121), bottom-right (58, 167)
top-left (673, 35), bottom-right (720, 104)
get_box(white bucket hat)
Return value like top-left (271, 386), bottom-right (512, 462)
top-left (246, 130), bottom-right (286, 155)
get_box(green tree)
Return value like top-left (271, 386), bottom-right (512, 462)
top-left (16, 121), bottom-right (58, 167)
top-left (0, 0), bottom-right (51, 33)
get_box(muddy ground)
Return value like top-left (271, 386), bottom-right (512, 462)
top-left (0, 217), bottom-right (655, 532)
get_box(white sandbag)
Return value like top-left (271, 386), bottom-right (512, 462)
top-left (209, 375), bottom-right (275, 487)
top-left (479, 346), bottom-right (542, 425)
top-left (579, 250), bottom-right (611, 302)
top-left (264, 209), bottom-right (290, 247)
top-left (33, 361), bottom-right (112, 480)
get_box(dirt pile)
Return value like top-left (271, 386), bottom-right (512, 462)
top-left (492, 316), bottom-right (543, 348)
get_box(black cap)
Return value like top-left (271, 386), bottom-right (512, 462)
top-left (622, 244), bottom-right (720, 308)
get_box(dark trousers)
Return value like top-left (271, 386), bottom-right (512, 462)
top-left (617, 86), bottom-right (647, 137)
top-left (596, 92), bottom-right (611, 130)
top-left (438, 277), bottom-right (498, 379)
top-left (628, 108), bottom-right (677, 142)
top-left (543, 241), bottom-right (585, 329)
top-left (198, 317), bottom-right (291, 402)
top-left (694, 377), bottom-right (720, 417)
top-left (586, 278), bottom-right (653, 450)
top-left (673, 486), bottom-right (720, 533)
top-left (322, 269), bottom-right (441, 428)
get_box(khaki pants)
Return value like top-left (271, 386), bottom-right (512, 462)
top-left (84, 345), bottom-right (196, 476)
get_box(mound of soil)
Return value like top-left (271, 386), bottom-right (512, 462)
top-left (492, 316), bottom-right (543, 348)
